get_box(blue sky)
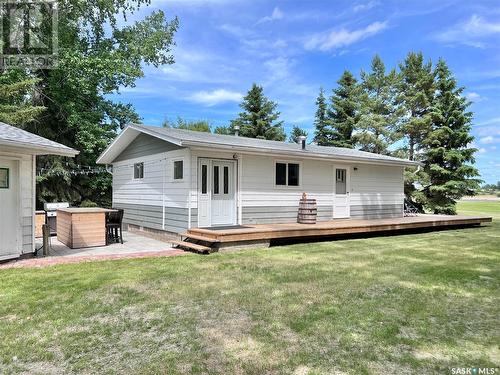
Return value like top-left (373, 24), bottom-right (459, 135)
top-left (112, 0), bottom-right (500, 184)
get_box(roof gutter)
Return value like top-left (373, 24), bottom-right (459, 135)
top-left (182, 141), bottom-right (422, 167)
top-left (0, 140), bottom-right (79, 157)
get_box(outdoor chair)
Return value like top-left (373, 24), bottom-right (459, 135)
top-left (106, 209), bottom-right (124, 244)
top-left (404, 199), bottom-right (419, 217)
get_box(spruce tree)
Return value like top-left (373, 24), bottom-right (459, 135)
top-left (398, 52), bottom-right (434, 161)
top-left (313, 87), bottom-right (331, 145)
top-left (355, 55), bottom-right (399, 154)
top-left (289, 126), bottom-right (308, 143)
top-left (398, 52), bottom-right (435, 202)
top-left (422, 59), bottom-right (481, 214)
top-left (230, 83), bottom-right (285, 141)
top-left (213, 125), bottom-right (232, 135)
top-left (0, 71), bottom-right (45, 125)
top-left (163, 117), bottom-right (211, 132)
top-left (327, 70), bottom-right (358, 148)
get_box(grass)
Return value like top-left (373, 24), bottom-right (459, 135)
top-left (0, 202), bottom-right (499, 374)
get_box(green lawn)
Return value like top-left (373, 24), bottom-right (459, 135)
top-left (1, 203), bottom-right (499, 374)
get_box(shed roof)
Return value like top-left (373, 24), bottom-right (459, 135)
top-left (97, 123), bottom-right (420, 167)
top-left (0, 122), bottom-right (79, 156)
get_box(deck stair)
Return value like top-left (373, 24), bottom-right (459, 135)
top-left (171, 233), bottom-right (220, 254)
top-left (171, 240), bottom-right (212, 254)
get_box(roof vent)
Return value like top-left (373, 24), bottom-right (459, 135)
top-left (298, 135), bottom-right (306, 150)
top-left (234, 125), bottom-right (240, 137)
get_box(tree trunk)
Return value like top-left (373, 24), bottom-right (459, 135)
top-left (409, 136), bottom-right (415, 161)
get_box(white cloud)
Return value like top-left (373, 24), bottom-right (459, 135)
top-left (434, 15), bottom-right (500, 48)
top-left (159, 46), bottom-right (238, 84)
top-left (258, 6), bottom-right (284, 23)
top-left (264, 56), bottom-right (292, 81)
top-left (478, 147), bottom-right (487, 153)
top-left (304, 21), bottom-right (387, 51)
top-left (465, 92), bottom-right (482, 102)
top-left (475, 116), bottom-right (500, 127)
top-left (188, 89), bottom-right (243, 106)
top-left (479, 136), bottom-right (496, 144)
top-left (353, 1), bottom-right (379, 13)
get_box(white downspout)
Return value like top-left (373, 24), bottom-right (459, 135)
top-left (32, 155), bottom-right (36, 254)
top-left (162, 156), bottom-right (166, 230)
top-left (187, 149), bottom-right (192, 229)
top-left (238, 154), bottom-right (243, 225)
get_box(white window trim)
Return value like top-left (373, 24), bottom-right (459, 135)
top-left (171, 157), bottom-right (185, 182)
top-left (273, 159), bottom-right (302, 189)
top-left (133, 162), bottom-right (144, 180)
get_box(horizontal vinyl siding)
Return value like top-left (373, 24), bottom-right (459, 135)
top-left (112, 148), bottom-right (190, 209)
top-left (113, 133), bottom-right (181, 162)
top-left (240, 154), bottom-right (334, 207)
top-left (188, 149), bottom-right (405, 225)
top-left (350, 164), bottom-right (404, 218)
top-left (242, 205), bottom-right (332, 224)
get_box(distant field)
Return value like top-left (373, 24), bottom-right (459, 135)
top-left (457, 200), bottom-right (500, 219)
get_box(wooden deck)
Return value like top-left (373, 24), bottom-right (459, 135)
top-left (186, 214), bottom-right (492, 245)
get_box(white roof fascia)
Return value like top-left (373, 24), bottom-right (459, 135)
top-left (184, 142), bottom-right (421, 167)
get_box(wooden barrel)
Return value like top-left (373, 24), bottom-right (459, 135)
top-left (298, 196), bottom-right (317, 224)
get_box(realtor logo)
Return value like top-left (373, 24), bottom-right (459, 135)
top-left (0, 0), bottom-right (58, 69)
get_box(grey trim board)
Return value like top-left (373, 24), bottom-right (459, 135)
top-left (242, 205), bottom-right (332, 225)
top-left (350, 204), bottom-right (403, 219)
top-left (113, 202), bottom-right (197, 234)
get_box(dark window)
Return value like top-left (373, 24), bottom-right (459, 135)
top-left (201, 164), bottom-right (207, 194)
top-left (223, 166), bottom-right (229, 194)
top-left (288, 163), bottom-right (299, 186)
top-left (133, 162), bottom-right (144, 179)
top-left (275, 163), bottom-right (287, 185)
top-left (213, 165), bottom-right (219, 194)
top-left (335, 168), bottom-right (346, 194)
top-left (173, 160), bottom-right (183, 180)
top-left (0, 168), bottom-right (9, 189)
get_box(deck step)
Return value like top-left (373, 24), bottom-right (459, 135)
top-left (171, 240), bottom-right (213, 253)
top-left (181, 233), bottom-right (220, 243)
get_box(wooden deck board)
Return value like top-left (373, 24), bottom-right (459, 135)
top-left (188, 215), bottom-right (492, 243)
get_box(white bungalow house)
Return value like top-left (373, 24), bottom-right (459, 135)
top-left (97, 124), bottom-right (420, 238)
top-left (0, 122), bottom-right (78, 260)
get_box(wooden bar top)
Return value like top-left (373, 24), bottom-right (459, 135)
top-left (57, 207), bottom-right (117, 214)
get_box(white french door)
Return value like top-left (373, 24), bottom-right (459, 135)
top-left (333, 166), bottom-right (351, 218)
top-left (198, 159), bottom-right (236, 227)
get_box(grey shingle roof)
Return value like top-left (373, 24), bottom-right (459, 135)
top-left (0, 122), bottom-right (78, 156)
top-left (129, 123), bottom-right (420, 166)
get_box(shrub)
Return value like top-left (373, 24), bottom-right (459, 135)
top-left (80, 199), bottom-right (98, 208)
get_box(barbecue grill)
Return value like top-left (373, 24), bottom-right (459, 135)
top-left (43, 202), bottom-right (69, 235)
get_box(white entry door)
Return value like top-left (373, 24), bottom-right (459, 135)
top-left (198, 159), bottom-right (236, 227)
top-left (0, 159), bottom-right (19, 257)
top-left (333, 167), bottom-right (350, 218)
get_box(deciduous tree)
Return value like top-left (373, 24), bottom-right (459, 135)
top-left (13, 1), bottom-right (179, 207)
